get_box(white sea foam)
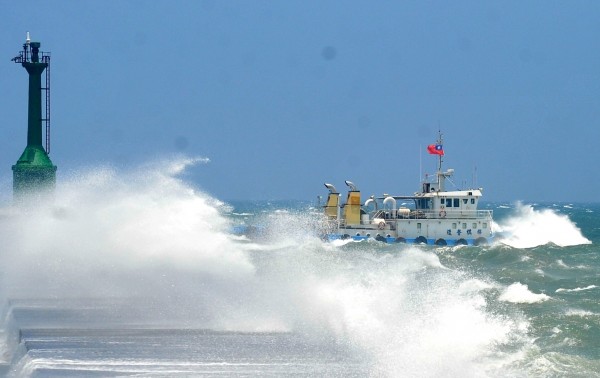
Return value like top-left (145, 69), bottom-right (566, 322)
top-left (499, 283), bottom-right (551, 303)
top-left (556, 285), bottom-right (597, 293)
top-left (0, 158), bottom-right (256, 320)
top-left (329, 238), bottom-right (353, 247)
top-left (457, 279), bottom-right (497, 294)
top-left (496, 202), bottom-right (591, 248)
top-left (564, 309), bottom-right (596, 317)
top-left (0, 157), bottom-right (534, 376)
top-left (297, 248), bottom-right (529, 377)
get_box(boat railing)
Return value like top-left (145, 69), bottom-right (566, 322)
top-left (324, 209), bottom-right (492, 229)
top-left (370, 209), bottom-right (493, 221)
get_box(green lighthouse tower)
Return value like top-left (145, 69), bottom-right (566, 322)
top-left (11, 33), bottom-right (57, 200)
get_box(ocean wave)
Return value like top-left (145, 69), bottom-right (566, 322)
top-left (556, 285), bottom-right (598, 293)
top-left (495, 202), bottom-right (591, 248)
top-left (457, 279), bottom-right (497, 294)
top-left (499, 283), bottom-right (551, 303)
top-left (1, 157), bottom-right (588, 376)
top-left (564, 308), bottom-right (597, 317)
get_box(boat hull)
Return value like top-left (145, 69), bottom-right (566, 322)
top-left (323, 217), bottom-right (493, 246)
top-left (325, 233), bottom-right (493, 246)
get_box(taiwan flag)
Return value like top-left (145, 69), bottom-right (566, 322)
top-left (427, 144), bottom-right (444, 155)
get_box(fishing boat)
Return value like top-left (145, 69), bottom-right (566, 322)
top-left (321, 134), bottom-right (493, 246)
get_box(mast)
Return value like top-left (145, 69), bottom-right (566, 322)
top-left (436, 130), bottom-right (444, 191)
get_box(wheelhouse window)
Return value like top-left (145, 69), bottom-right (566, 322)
top-left (416, 198), bottom-right (431, 209)
top-left (454, 198), bottom-right (460, 207)
top-left (446, 198), bottom-right (452, 207)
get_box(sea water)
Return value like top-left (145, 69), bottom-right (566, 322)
top-left (0, 158), bottom-right (598, 377)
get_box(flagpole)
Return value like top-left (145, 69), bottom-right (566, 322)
top-left (419, 144), bottom-right (422, 185)
top-left (437, 130), bottom-right (443, 189)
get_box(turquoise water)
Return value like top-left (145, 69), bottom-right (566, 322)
top-left (0, 160), bottom-right (597, 376)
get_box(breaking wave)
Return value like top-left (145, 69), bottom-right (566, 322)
top-left (556, 285), bottom-right (598, 293)
top-left (495, 203), bottom-right (591, 248)
top-left (0, 158), bottom-right (570, 376)
top-left (499, 283), bottom-right (551, 304)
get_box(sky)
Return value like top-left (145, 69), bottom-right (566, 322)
top-left (1, 1), bottom-right (599, 202)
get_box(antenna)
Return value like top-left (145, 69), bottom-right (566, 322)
top-left (437, 129), bottom-right (443, 172)
top-left (436, 129), bottom-right (443, 189)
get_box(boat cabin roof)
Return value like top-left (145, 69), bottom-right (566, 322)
top-left (378, 189), bottom-right (482, 201)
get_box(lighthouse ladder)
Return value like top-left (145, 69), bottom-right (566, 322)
top-left (41, 54), bottom-right (51, 154)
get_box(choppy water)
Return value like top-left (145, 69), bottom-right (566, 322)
top-left (0, 159), bottom-right (598, 377)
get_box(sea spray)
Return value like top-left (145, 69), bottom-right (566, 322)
top-left (0, 158), bottom-right (257, 327)
top-left (496, 202), bottom-right (591, 248)
top-left (211, 198), bottom-right (535, 375)
top-left (308, 248), bottom-right (529, 377)
top-left (499, 283), bottom-right (551, 304)
top-left (236, 210), bottom-right (533, 377)
top-left (0, 160), bottom-right (593, 376)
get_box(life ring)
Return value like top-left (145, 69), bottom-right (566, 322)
top-left (439, 210), bottom-right (447, 218)
top-left (378, 221), bottom-right (386, 230)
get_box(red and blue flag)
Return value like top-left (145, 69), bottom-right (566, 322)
top-left (427, 144), bottom-right (444, 155)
